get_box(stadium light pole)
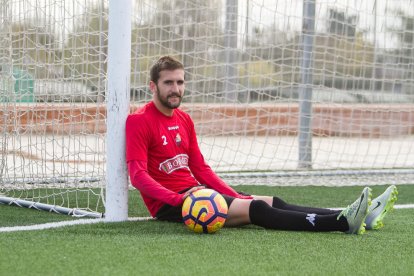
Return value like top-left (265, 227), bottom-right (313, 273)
top-left (298, 0), bottom-right (315, 169)
top-left (224, 0), bottom-right (238, 103)
top-left (105, 0), bottom-right (131, 222)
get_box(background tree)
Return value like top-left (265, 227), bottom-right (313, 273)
top-left (10, 22), bottom-right (61, 79)
top-left (131, 0), bottom-right (223, 98)
top-left (327, 9), bottom-right (357, 38)
top-left (63, 4), bottom-right (108, 91)
top-left (319, 8), bottom-right (374, 89)
top-left (390, 9), bottom-right (414, 93)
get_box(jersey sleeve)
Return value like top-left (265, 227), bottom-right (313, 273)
top-left (128, 160), bottom-right (183, 207)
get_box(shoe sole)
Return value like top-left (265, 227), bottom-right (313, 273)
top-left (369, 186), bottom-right (398, 230)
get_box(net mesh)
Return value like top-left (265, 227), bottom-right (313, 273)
top-left (1, 0), bottom-right (414, 214)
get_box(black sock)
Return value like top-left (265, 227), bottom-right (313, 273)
top-left (249, 200), bottom-right (348, 232)
top-left (272, 196), bottom-right (340, 215)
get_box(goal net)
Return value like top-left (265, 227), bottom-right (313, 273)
top-left (0, 1), bottom-right (107, 217)
top-left (1, 0), bottom-right (414, 218)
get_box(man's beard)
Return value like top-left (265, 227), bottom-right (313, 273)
top-left (156, 87), bottom-right (182, 109)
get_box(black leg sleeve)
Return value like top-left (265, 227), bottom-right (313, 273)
top-left (272, 196), bottom-right (340, 215)
top-left (249, 200), bottom-right (348, 232)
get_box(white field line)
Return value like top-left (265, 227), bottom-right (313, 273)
top-left (0, 217), bottom-right (153, 233)
top-left (1, 204), bottom-right (414, 233)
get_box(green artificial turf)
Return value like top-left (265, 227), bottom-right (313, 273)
top-left (1, 185), bottom-right (413, 275)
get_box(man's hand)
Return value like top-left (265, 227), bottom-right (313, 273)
top-left (182, 186), bottom-right (205, 200)
top-left (237, 194), bottom-right (253, 200)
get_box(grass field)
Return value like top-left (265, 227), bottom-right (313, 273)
top-left (1, 184), bottom-right (414, 275)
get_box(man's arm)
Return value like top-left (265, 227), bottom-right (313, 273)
top-left (126, 114), bottom-right (184, 206)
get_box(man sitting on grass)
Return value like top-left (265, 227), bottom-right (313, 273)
top-left (126, 55), bottom-right (398, 234)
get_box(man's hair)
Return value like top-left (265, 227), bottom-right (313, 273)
top-left (150, 56), bottom-right (184, 84)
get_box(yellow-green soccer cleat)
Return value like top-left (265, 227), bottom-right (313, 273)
top-left (365, 185), bottom-right (398, 230)
top-left (337, 187), bottom-right (372, 235)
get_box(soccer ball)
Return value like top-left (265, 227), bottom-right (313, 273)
top-left (182, 189), bottom-right (228, 234)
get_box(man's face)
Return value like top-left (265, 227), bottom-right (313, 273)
top-left (150, 69), bottom-right (185, 111)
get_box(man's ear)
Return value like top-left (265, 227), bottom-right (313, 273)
top-left (149, 81), bottom-right (156, 93)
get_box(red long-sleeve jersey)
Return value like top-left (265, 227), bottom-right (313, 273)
top-left (126, 102), bottom-right (242, 217)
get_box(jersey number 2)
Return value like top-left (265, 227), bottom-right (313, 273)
top-left (162, 135), bottom-right (168, 146)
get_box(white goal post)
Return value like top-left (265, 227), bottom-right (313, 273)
top-left (1, 0), bottom-right (414, 221)
top-left (105, 0), bottom-right (130, 221)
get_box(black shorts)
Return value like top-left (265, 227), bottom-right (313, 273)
top-left (155, 189), bottom-right (249, 223)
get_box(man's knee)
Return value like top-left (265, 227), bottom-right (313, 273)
top-left (225, 198), bottom-right (252, 227)
top-left (252, 195), bottom-right (273, 206)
